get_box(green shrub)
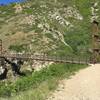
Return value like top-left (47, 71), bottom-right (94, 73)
top-left (0, 63), bottom-right (87, 98)
top-left (9, 44), bottom-right (26, 52)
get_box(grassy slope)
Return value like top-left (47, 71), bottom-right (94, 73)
top-left (0, 0), bottom-right (99, 99)
top-left (0, 63), bottom-right (87, 100)
top-left (0, 0), bottom-right (99, 56)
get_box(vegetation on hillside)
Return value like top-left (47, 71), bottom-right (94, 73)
top-left (0, 0), bottom-right (99, 57)
top-left (0, 63), bottom-right (87, 100)
top-left (0, 0), bottom-right (99, 99)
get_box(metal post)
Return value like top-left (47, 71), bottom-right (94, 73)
top-left (0, 39), bottom-right (3, 67)
top-left (0, 39), bottom-right (2, 55)
top-left (92, 21), bottom-right (100, 63)
top-left (91, 2), bottom-right (100, 63)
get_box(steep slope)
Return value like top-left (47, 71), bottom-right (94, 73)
top-left (0, 0), bottom-right (99, 57)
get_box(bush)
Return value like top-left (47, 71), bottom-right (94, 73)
top-left (0, 63), bottom-right (87, 97)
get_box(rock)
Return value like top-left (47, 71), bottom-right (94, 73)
top-left (14, 3), bottom-right (23, 13)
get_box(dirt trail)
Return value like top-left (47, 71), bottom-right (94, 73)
top-left (47, 64), bottom-right (100, 100)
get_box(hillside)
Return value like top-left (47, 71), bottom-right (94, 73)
top-left (0, 0), bottom-right (100, 100)
top-left (0, 0), bottom-right (99, 57)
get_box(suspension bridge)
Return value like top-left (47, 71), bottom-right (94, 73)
top-left (0, 19), bottom-right (100, 79)
top-left (0, 19), bottom-right (100, 65)
top-left (0, 53), bottom-right (90, 64)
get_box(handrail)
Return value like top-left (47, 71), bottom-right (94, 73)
top-left (0, 53), bottom-right (90, 64)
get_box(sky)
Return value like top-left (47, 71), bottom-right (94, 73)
top-left (0, 0), bottom-right (24, 5)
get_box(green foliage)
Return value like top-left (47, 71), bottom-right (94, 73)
top-left (0, 0), bottom-right (96, 56)
top-left (9, 44), bottom-right (27, 52)
top-left (0, 63), bottom-right (87, 98)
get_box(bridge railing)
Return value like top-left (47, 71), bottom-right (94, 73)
top-left (0, 53), bottom-right (90, 64)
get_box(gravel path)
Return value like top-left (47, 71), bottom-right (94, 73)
top-left (47, 64), bottom-right (100, 100)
